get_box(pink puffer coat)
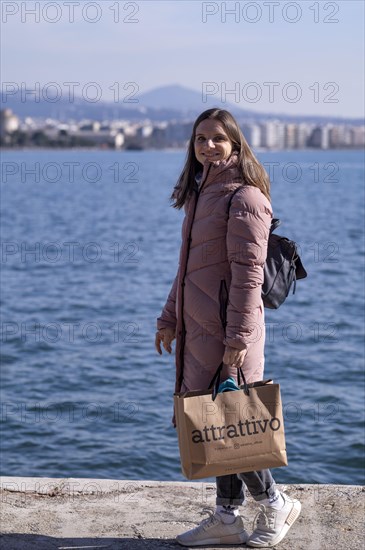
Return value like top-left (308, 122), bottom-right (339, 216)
top-left (157, 153), bottom-right (273, 396)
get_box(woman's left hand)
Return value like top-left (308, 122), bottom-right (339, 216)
top-left (223, 344), bottom-right (247, 368)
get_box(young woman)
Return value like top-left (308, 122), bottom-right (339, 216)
top-left (155, 108), bottom-right (301, 547)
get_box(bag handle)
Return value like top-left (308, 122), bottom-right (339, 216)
top-left (208, 362), bottom-right (250, 401)
top-left (237, 367), bottom-right (250, 395)
top-left (208, 363), bottom-right (223, 401)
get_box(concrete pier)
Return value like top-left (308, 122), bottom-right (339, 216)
top-left (0, 477), bottom-right (364, 549)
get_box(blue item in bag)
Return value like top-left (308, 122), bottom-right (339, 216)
top-left (217, 377), bottom-right (240, 393)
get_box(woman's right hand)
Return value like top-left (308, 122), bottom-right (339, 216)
top-left (155, 327), bottom-right (176, 355)
top-left (223, 344), bottom-right (247, 369)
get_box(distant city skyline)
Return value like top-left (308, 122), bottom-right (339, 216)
top-left (2, 105), bottom-right (364, 150)
top-left (1, 1), bottom-right (364, 118)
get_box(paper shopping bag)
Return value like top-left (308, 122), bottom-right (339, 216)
top-left (174, 367), bottom-right (287, 480)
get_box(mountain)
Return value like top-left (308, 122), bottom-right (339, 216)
top-left (0, 83), bottom-right (250, 122)
top-left (137, 84), bottom-right (249, 115)
top-left (138, 84), bottom-right (364, 125)
top-left (1, 84), bottom-right (363, 125)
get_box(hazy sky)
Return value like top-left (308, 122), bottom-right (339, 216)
top-left (1, 0), bottom-right (364, 117)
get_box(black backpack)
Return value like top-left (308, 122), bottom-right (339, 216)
top-left (227, 188), bottom-right (307, 309)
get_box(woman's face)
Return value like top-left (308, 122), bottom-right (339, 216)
top-left (194, 119), bottom-right (233, 166)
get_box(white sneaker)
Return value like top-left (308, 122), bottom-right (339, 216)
top-left (176, 508), bottom-right (249, 547)
top-left (247, 493), bottom-right (301, 547)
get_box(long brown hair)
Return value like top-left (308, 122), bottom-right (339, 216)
top-left (171, 108), bottom-right (271, 208)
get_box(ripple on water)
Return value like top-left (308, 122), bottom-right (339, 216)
top-left (1, 149), bottom-right (364, 484)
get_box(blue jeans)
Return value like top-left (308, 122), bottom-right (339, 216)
top-left (216, 469), bottom-right (277, 506)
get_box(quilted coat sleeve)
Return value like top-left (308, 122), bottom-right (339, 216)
top-left (156, 272), bottom-right (178, 332)
top-left (224, 186), bottom-right (272, 349)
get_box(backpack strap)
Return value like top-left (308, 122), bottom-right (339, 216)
top-left (226, 186), bottom-right (281, 235)
top-left (270, 218), bottom-right (281, 233)
top-left (226, 185), bottom-right (243, 215)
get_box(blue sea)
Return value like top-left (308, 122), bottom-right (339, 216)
top-left (1, 148), bottom-right (364, 486)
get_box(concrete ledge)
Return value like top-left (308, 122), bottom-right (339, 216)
top-left (0, 476), bottom-right (364, 549)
